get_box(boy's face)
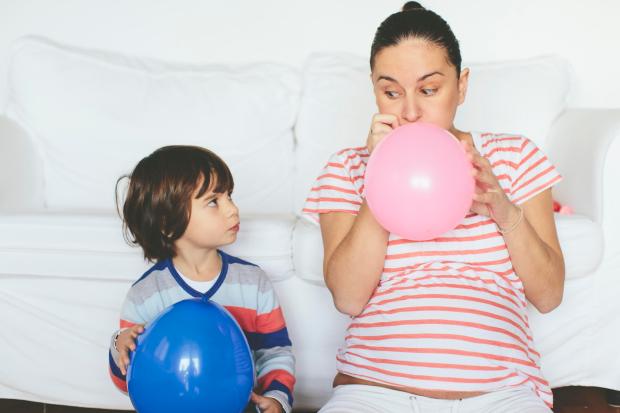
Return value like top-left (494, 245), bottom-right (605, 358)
top-left (177, 183), bottom-right (240, 251)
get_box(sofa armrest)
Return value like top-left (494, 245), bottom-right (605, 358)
top-left (0, 115), bottom-right (44, 210)
top-left (546, 108), bottom-right (620, 270)
top-left (547, 108), bottom-right (620, 223)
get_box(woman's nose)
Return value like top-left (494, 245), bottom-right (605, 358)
top-left (402, 97), bottom-right (421, 123)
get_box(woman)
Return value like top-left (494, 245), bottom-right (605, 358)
top-left (303, 2), bottom-right (565, 412)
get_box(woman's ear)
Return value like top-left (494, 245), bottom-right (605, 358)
top-left (457, 67), bottom-right (470, 105)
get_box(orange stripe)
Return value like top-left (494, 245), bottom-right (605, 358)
top-left (109, 368), bottom-right (127, 392)
top-left (385, 243), bottom-right (506, 260)
top-left (482, 136), bottom-right (522, 149)
top-left (258, 369), bottom-right (296, 392)
top-left (454, 218), bottom-right (494, 230)
top-left (337, 356), bottom-right (520, 383)
top-left (345, 349), bottom-right (523, 370)
top-left (373, 282), bottom-right (521, 309)
top-left (224, 306), bottom-right (257, 332)
top-left (513, 175), bottom-right (561, 204)
top-left (511, 156), bottom-right (547, 188)
top-left (371, 293), bottom-right (526, 325)
top-left (512, 165), bottom-right (554, 195)
top-left (256, 307), bottom-right (287, 334)
top-left (310, 185), bottom-right (359, 195)
top-left (346, 344), bottom-right (537, 367)
top-left (305, 197), bottom-right (362, 206)
top-left (349, 160), bottom-right (366, 171)
top-left (378, 272), bottom-right (521, 303)
top-left (518, 145), bottom-right (540, 168)
top-left (347, 318), bottom-right (539, 356)
top-left (317, 173), bottom-right (352, 182)
top-left (303, 208), bottom-right (358, 215)
top-left (357, 305), bottom-right (530, 339)
top-left (337, 146), bottom-right (367, 155)
top-left (345, 333), bottom-right (530, 358)
top-left (120, 319), bottom-right (137, 329)
top-left (485, 146), bottom-right (521, 157)
top-left (388, 231), bottom-right (500, 245)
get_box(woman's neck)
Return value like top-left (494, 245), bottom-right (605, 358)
top-left (450, 126), bottom-right (473, 146)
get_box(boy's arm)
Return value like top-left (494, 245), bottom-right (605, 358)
top-left (108, 293), bottom-right (150, 393)
top-left (250, 275), bottom-right (296, 413)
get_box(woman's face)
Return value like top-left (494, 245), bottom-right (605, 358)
top-left (372, 37), bottom-right (469, 132)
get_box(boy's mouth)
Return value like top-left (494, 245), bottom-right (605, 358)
top-left (229, 223), bottom-right (240, 232)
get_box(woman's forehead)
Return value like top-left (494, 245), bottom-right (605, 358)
top-left (373, 38), bottom-right (451, 81)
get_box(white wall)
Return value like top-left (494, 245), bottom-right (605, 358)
top-left (0, 0), bottom-right (618, 109)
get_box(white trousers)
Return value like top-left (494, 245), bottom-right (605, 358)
top-left (318, 384), bottom-right (552, 413)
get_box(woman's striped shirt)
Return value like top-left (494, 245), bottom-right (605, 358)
top-left (303, 131), bottom-right (562, 407)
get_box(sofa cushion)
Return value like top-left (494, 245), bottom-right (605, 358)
top-left (293, 53), bottom-right (569, 212)
top-left (0, 213), bottom-right (295, 282)
top-left (294, 213), bottom-right (602, 285)
top-left (5, 36), bottom-right (300, 214)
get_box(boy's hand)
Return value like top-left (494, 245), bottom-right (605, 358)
top-left (115, 324), bottom-right (145, 375)
top-left (250, 392), bottom-right (283, 413)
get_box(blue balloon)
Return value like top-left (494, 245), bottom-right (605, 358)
top-left (127, 298), bottom-right (254, 413)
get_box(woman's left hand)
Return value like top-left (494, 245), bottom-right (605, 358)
top-left (461, 140), bottom-right (520, 229)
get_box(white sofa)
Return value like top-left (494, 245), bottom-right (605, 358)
top-left (1, 36), bottom-right (619, 411)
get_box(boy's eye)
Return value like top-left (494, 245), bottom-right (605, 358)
top-left (421, 88), bottom-right (437, 96)
top-left (385, 90), bottom-right (400, 99)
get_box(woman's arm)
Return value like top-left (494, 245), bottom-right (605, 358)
top-left (498, 189), bottom-right (565, 313)
top-left (318, 113), bottom-right (399, 316)
top-left (320, 201), bottom-right (389, 316)
top-left (466, 140), bottom-right (565, 313)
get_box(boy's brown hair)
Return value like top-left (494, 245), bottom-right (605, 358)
top-left (116, 145), bottom-right (234, 262)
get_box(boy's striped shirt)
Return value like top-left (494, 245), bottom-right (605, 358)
top-left (108, 251), bottom-right (295, 413)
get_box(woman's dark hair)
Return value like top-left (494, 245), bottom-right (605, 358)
top-left (370, 1), bottom-right (462, 76)
top-left (116, 145), bottom-right (234, 262)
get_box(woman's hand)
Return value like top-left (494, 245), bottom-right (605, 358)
top-left (367, 113), bottom-right (399, 154)
top-left (462, 140), bottom-right (521, 230)
top-left (115, 324), bottom-right (145, 375)
top-left (250, 392), bottom-right (283, 413)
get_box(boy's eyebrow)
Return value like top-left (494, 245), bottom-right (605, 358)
top-left (200, 192), bottom-right (217, 201)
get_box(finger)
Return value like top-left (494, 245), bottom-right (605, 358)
top-left (473, 190), bottom-right (500, 205)
top-left (373, 113), bottom-right (399, 130)
top-left (119, 355), bottom-right (127, 375)
top-left (470, 203), bottom-right (490, 217)
top-left (250, 392), bottom-right (261, 403)
top-left (472, 167), bottom-right (498, 187)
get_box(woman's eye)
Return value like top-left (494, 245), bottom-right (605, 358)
top-left (207, 199), bottom-right (217, 207)
top-left (421, 88), bottom-right (437, 96)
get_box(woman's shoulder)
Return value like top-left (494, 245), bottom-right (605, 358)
top-left (475, 132), bottom-right (533, 160)
top-left (329, 146), bottom-right (370, 165)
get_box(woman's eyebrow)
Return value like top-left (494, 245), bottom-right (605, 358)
top-left (377, 75), bottom-right (399, 84)
top-left (418, 71), bottom-right (444, 82)
top-left (377, 71), bottom-right (444, 85)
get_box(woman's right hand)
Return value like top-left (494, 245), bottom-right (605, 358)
top-left (115, 324), bottom-right (145, 375)
top-left (367, 113), bottom-right (399, 154)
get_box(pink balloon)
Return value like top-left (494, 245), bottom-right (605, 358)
top-left (365, 122), bottom-right (475, 241)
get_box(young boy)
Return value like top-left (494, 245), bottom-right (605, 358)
top-left (108, 145), bottom-right (295, 413)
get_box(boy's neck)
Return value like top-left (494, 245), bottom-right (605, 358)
top-left (172, 247), bottom-right (222, 282)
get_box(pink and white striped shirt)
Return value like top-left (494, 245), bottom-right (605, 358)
top-left (303, 131), bottom-right (562, 407)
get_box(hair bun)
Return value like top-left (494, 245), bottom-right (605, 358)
top-left (402, 1), bottom-right (425, 11)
